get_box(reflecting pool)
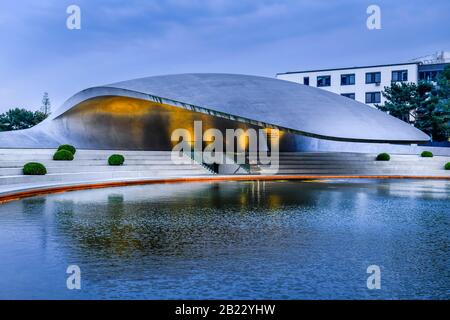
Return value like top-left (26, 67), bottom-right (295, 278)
top-left (0, 179), bottom-right (448, 299)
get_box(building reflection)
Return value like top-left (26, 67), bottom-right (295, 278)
top-left (46, 181), bottom-right (322, 259)
top-left (31, 179), bottom-right (449, 265)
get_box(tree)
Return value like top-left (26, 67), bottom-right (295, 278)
top-left (0, 108), bottom-right (47, 131)
top-left (437, 64), bottom-right (450, 99)
top-left (377, 82), bottom-right (418, 124)
top-left (414, 66), bottom-right (450, 141)
top-left (41, 92), bottom-right (51, 116)
top-left (432, 65), bottom-right (450, 140)
top-left (378, 71), bottom-right (450, 141)
top-left (414, 82), bottom-right (447, 141)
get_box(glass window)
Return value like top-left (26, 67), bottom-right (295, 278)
top-left (341, 93), bottom-right (355, 100)
top-left (365, 72), bottom-right (381, 84)
top-left (365, 92), bottom-right (381, 104)
top-left (303, 77), bottom-right (309, 85)
top-left (341, 74), bottom-right (355, 85)
top-left (317, 75), bottom-right (331, 87)
top-left (419, 71), bottom-right (439, 82)
top-left (392, 70), bottom-right (408, 82)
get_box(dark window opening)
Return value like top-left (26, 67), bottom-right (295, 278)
top-left (419, 71), bottom-right (439, 82)
top-left (366, 72), bottom-right (381, 84)
top-left (341, 74), bottom-right (355, 85)
top-left (341, 93), bottom-right (355, 100)
top-left (317, 75), bottom-right (331, 87)
top-left (365, 92), bottom-right (381, 104)
top-left (392, 70), bottom-right (408, 82)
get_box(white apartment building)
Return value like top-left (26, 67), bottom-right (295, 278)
top-left (276, 51), bottom-right (450, 107)
top-left (276, 63), bottom-right (418, 107)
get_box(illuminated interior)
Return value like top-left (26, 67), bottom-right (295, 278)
top-left (58, 96), bottom-right (279, 152)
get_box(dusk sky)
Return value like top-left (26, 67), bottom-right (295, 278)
top-left (0, 0), bottom-right (449, 112)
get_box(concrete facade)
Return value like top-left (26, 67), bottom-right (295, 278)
top-left (276, 63), bottom-right (419, 107)
top-left (277, 55), bottom-right (450, 107)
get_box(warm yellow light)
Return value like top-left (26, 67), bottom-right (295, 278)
top-left (238, 132), bottom-right (248, 149)
top-left (203, 130), bottom-right (215, 142)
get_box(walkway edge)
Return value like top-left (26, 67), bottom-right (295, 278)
top-left (1, 175), bottom-right (450, 203)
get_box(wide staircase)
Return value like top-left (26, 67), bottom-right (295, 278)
top-left (0, 149), bottom-right (214, 193)
top-left (250, 152), bottom-right (450, 176)
top-left (1, 150), bottom-right (448, 196)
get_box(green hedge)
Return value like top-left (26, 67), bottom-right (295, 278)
top-left (53, 149), bottom-right (74, 161)
top-left (108, 154), bottom-right (125, 166)
top-left (376, 153), bottom-right (390, 161)
top-left (445, 162), bottom-right (450, 170)
top-left (420, 151), bottom-right (433, 157)
top-left (23, 162), bottom-right (47, 175)
top-left (57, 144), bottom-right (76, 155)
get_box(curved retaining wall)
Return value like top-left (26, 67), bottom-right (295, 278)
top-left (1, 174), bottom-right (450, 204)
top-left (0, 149), bottom-right (449, 202)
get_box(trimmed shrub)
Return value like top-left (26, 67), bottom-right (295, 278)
top-left (57, 144), bottom-right (76, 155)
top-left (376, 153), bottom-right (390, 161)
top-left (108, 154), bottom-right (125, 166)
top-left (53, 149), bottom-right (74, 161)
top-left (23, 162), bottom-right (47, 175)
top-left (445, 162), bottom-right (450, 170)
top-left (420, 151), bottom-right (433, 158)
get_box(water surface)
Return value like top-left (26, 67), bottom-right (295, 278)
top-left (0, 179), bottom-right (448, 299)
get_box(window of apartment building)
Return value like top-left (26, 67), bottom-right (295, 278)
top-left (365, 92), bottom-right (381, 104)
top-left (303, 76), bottom-right (310, 85)
top-left (317, 75), bottom-right (331, 87)
top-left (365, 72), bottom-right (381, 84)
top-left (419, 71), bottom-right (439, 82)
top-left (341, 93), bottom-right (355, 100)
top-left (392, 70), bottom-right (408, 82)
top-left (340, 74), bottom-right (355, 85)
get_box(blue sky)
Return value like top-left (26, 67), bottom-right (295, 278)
top-left (0, 0), bottom-right (449, 112)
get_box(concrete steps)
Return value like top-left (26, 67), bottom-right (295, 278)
top-left (0, 159), bottom-right (195, 167)
top-left (0, 154), bottom-right (180, 161)
top-left (0, 149), bottom-right (213, 187)
top-left (251, 152), bottom-right (450, 176)
top-left (0, 149), bottom-right (448, 192)
top-left (0, 170), bottom-right (210, 185)
top-left (0, 165), bottom-right (207, 176)
top-left (0, 149), bottom-right (171, 155)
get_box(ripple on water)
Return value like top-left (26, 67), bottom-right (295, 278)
top-left (0, 179), bottom-right (448, 299)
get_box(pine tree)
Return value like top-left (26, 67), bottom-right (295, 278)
top-left (377, 82), bottom-right (418, 124)
top-left (378, 72), bottom-right (450, 141)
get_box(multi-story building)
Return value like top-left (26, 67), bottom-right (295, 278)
top-left (276, 51), bottom-right (450, 107)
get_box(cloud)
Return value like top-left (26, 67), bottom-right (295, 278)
top-left (0, 0), bottom-right (449, 112)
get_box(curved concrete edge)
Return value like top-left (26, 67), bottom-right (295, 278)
top-left (1, 175), bottom-right (449, 204)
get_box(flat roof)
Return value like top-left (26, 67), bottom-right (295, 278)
top-left (418, 62), bottom-right (450, 71)
top-left (276, 62), bottom-right (420, 76)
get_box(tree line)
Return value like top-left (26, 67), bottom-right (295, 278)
top-left (0, 93), bottom-right (51, 131)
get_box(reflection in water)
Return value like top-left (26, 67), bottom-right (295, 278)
top-left (0, 179), bottom-right (448, 299)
